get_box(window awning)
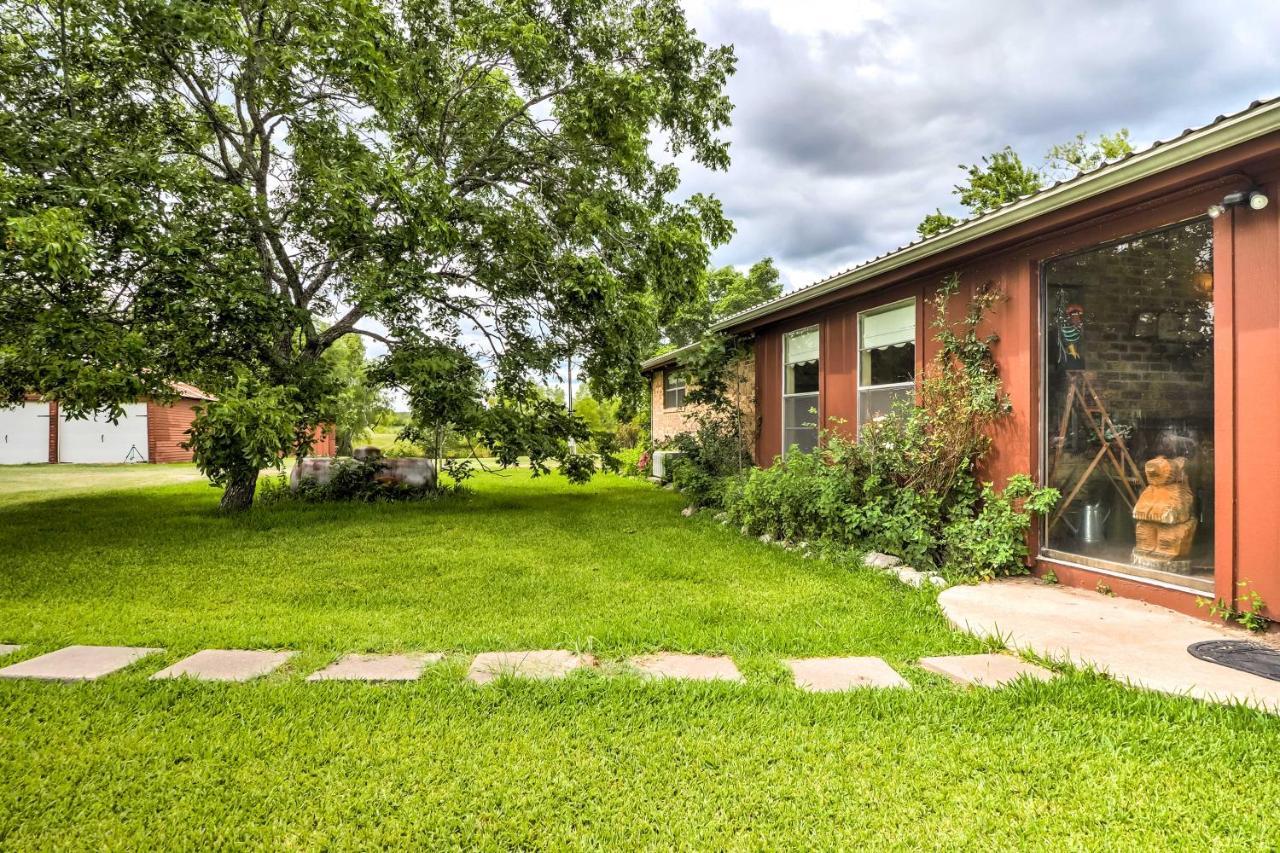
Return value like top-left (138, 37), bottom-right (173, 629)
top-left (784, 327), bottom-right (819, 364)
top-left (862, 303), bottom-right (915, 351)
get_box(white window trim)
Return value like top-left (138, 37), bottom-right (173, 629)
top-left (782, 325), bottom-right (820, 458)
top-left (857, 298), bottom-right (917, 429)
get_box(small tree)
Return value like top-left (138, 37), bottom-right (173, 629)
top-left (186, 376), bottom-right (302, 511)
top-left (322, 335), bottom-right (388, 456)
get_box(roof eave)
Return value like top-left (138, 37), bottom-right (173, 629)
top-left (711, 99), bottom-right (1280, 333)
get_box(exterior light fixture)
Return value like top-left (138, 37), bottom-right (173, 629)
top-left (1207, 188), bottom-right (1269, 217)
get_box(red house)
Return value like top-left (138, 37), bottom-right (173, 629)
top-left (646, 97), bottom-right (1280, 622)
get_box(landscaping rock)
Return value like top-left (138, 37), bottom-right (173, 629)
top-left (628, 653), bottom-right (744, 682)
top-left (0, 645), bottom-right (162, 681)
top-left (784, 656), bottom-right (911, 692)
top-left (467, 650), bottom-right (595, 685)
top-left (892, 566), bottom-right (927, 588)
top-left (863, 552), bottom-right (902, 569)
top-left (681, 506), bottom-right (696, 517)
top-left (352, 446), bottom-right (383, 461)
top-left (925, 573), bottom-right (949, 589)
top-left (290, 456), bottom-right (436, 491)
top-left (0, 645), bottom-right (20, 658)
top-left (758, 533), bottom-right (774, 545)
top-left (374, 457), bottom-right (436, 489)
top-left (918, 653), bottom-right (1056, 688)
top-left (307, 652), bottom-right (443, 682)
top-left (152, 649), bottom-right (296, 682)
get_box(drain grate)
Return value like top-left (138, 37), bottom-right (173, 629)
top-left (1187, 640), bottom-right (1280, 682)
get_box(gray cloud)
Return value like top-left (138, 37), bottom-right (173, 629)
top-left (677, 0), bottom-right (1280, 289)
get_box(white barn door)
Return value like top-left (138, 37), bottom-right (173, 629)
top-left (59, 403), bottom-right (149, 463)
top-left (0, 403), bottom-right (50, 464)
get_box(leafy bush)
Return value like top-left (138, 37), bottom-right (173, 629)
top-left (942, 475), bottom-right (1059, 579)
top-left (616, 446), bottom-right (649, 478)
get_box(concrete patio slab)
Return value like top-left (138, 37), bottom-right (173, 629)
top-left (919, 653), bottom-right (1056, 687)
top-left (784, 656), bottom-right (910, 691)
top-left (629, 653), bottom-right (744, 682)
top-left (0, 645), bottom-right (21, 658)
top-left (0, 645), bottom-right (161, 681)
top-left (940, 579), bottom-right (1280, 712)
top-left (307, 652), bottom-right (443, 682)
top-left (152, 649), bottom-right (296, 682)
top-left (467, 650), bottom-right (595, 685)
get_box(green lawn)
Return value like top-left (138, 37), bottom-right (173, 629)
top-left (0, 467), bottom-right (1277, 848)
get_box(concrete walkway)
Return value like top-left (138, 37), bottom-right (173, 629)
top-left (939, 578), bottom-right (1280, 712)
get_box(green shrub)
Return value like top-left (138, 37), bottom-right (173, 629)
top-left (943, 475), bottom-right (1059, 580)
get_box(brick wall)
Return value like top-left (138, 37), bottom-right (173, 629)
top-left (1045, 221), bottom-right (1215, 457)
top-left (649, 356), bottom-right (758, 458)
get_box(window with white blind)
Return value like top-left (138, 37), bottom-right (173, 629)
top-left (858, 299), bottom-right (916, 426)
top-left (782, 326), bottom-right (820, 455)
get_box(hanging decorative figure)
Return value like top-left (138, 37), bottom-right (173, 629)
top-left (1056, 300), bottom-right (1086, 370)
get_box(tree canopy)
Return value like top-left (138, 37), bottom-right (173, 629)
top-left (662, 256), bottom-right (781, 347)
top-left (0, 0), bottom-right (735, 508)
top-left (916, 130), bottom-right (1133, 238)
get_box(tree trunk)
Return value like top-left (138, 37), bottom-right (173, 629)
top-left (220, 469), bottom-right (258, 513)
top-left (337, 431), bottom-right (353, 457)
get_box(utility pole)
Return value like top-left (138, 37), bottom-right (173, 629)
top-left (566, 350), bottom-right (576, 453)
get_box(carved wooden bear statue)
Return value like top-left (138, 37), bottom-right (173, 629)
top-left (1132, 455), bottom-right (1197, 571)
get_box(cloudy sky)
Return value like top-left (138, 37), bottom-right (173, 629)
top-left (676, 0), bottom-right (1280, 292)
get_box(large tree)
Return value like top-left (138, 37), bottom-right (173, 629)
top-left (0, 0), bottom-right (735, 509)
top-left (662, 256), bottom-right (780, 347)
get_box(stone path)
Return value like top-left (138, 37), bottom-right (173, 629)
top-left (629, 653), bottom-right (744, 682)
top-left (0, 645), bottom-right (161, 681)
top-left (785, 656), bottom-right (910, 691)
top-left (152, 650), bottom-right (296, 682)
top-left (919, 654), bottom-right (1055, 687)
top-left (6, 637), bottom-right (1256, 712)
top-left (309, 652), bottom-right (443, 682)
top-left (467, 650), bottom-right (595, 685)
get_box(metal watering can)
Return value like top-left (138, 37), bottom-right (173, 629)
top-left (1077, 501), bottom-right (1112, 544)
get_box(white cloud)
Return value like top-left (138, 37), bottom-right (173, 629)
top-left (677, 0), bottom-right (1280, 295)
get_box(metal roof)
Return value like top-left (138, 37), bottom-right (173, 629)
top-left (709, 95), bottom-right (1280, 332)
top-left (640, 341), bottom-right (700, 372)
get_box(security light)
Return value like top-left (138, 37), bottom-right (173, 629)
top-left (1208, 188), bottom-right (1269, 218)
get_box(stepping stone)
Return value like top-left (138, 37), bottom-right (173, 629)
top-left (152, 649), bottom-right (295, 682)
top-left (0, 645), bottom-right (21, 658)
top-left (918, 654), bottom-right (1056, 688)
top-left (307, 652), bottom-right (443, 682)
top-left (0, 645), bottom-right (161, 681)
top-left (629, 653), bottom-right (744, 683)
top-left (467, 650), bottom-right (595, 685)
top-left (785, 656), bottom-right (910, 692)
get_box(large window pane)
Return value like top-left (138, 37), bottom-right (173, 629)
top-left (1043, 218), bottom-right (1214, 590)
top-left (858, 385), bottom-right (912, 425)
top-left (860, 344), bottom-right (914, 386)
top-left (785, 359), bottom-right (819, 394)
